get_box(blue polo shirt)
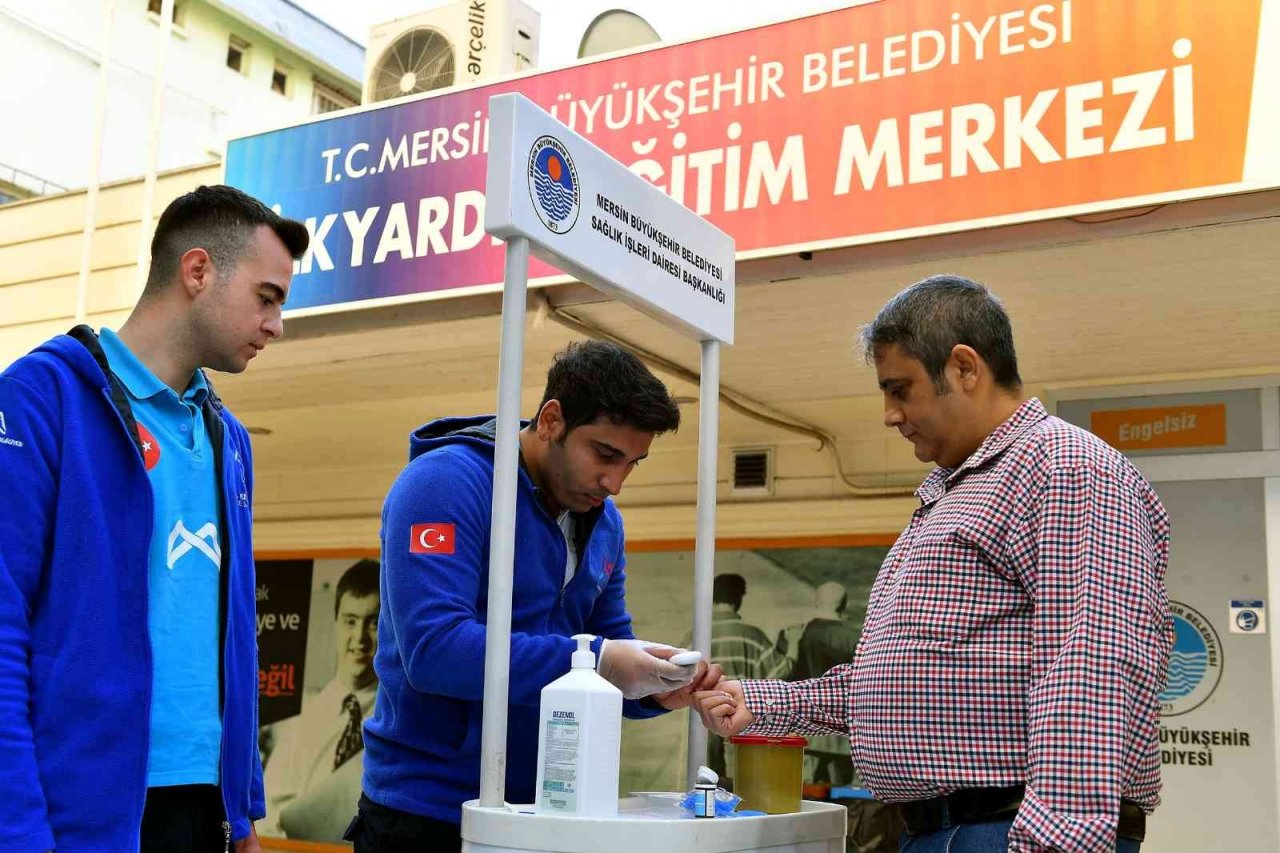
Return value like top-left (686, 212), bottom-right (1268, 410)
top-left (99, 329), bottom-right (222, 787)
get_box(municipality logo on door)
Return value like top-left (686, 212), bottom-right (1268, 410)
top-left (1160, 600), bottom-right (1223, 716)
top-left (528, 136), bottom-right (580, 234)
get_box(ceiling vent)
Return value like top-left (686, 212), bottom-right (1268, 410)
top-left (731, 447), bottom-right (773, 496)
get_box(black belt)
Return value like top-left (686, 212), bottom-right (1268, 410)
top-left (897, 785), bottom-right (1146, 841)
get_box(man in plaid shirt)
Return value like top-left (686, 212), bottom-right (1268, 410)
top-left (696, 275), bottom-right (1171, 853)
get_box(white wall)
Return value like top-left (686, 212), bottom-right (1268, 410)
top-left (0, 0), bottom-right (356, 192)
top-left (1143, 478), bottom-right (1278, 852)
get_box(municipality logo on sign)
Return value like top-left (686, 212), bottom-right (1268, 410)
top-left (1160, 600), bottom-right (1223, 716)
top-left (528, 136), bottom-right (580, 234)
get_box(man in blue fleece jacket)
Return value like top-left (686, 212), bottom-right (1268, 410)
top-left (0, 186), bottom-right (308, 853)
top-left (349, 340), bottom-right (722, 852)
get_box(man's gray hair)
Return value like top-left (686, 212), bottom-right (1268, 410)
top-left (859, 274), bottom-right (1022, 392)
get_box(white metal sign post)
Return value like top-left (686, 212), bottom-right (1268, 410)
top-left (478, 92), bottom-right (735, 810)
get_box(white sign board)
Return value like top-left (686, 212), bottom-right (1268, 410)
top-left (484, 93), bottom-right (736, 344)
top-left (1230, 599), bottom-right (1267, 634)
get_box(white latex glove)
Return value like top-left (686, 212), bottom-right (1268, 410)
top-left (597, 639), bottom-right (699, 699)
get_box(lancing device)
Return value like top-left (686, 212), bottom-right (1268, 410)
top-left (669, 650), bottom-right (703, 666)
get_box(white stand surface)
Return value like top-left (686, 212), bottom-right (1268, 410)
top-left (461, 797), bottom-right (846, 853)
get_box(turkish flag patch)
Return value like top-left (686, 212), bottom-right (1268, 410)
top-left (137, 422), bottom-right (161, 471)
top-left (410, 523), bottom-right (456, 555)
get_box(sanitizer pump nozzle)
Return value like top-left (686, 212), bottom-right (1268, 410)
top-left (571, 633), bottom-right (595, 669)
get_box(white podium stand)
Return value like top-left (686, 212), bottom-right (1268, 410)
top-left (462, 797), bottom-right (846, 853)
top-left (464, 92), bottom-right (841, 853)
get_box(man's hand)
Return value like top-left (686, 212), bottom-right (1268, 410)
top-left (653, 657), bottom-right (725, 710)
top-left (694, 679), bottom-right (755, 737)
top-left (235, 823), bottom-right (263, 853)
top-left (598, 639), bottom-right (699, 699)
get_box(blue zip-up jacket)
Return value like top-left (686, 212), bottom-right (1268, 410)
top-left (363, 415), bottom-right (664, 824)
top-left (0, 328), bottom-right (264, 852)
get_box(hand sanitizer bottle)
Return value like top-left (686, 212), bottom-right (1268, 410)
top-left (534, 633), bottom-right (622, 817)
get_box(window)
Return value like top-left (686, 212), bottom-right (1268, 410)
top-left (226, 35), bottom-right (249, 74)
top-left (271, 65), bottom-right (290, 96)
top-left (311, 78), bottom-right (357, 114)
top-left (515, 26), bottom-right (534, 71)
top-left (146, 0), bottom-right (185, 27)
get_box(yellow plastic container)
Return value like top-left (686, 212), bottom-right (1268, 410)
top-left (729, 735), bottom-right (806, 814)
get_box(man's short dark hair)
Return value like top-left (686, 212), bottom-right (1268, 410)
top-left (537, 340), bottom-right (681, 435)
top-left (859, 274), bottom-right (1022, 392)
top-left (144, 184), bottom-right (309, 297)
top-left (334, 559), bottom-right (379, 619)
top-left (713, 573), bottom-right (747, 610)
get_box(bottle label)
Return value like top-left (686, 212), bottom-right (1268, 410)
top-left (695, 785), bottom-right (716, 818)
top-left (539, 718), bottom-right (580, 812)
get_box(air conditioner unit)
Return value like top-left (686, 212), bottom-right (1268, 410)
top-left (364, 0), bottom-right (540, 104)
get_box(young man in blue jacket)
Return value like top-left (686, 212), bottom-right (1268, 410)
top-left (350, 340), bottom-right (722, 852)
top-left (0, 185), bottom-right (308, 853)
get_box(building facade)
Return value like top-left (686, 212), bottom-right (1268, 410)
top-left (0, 0), bottom-right (362, 202)
top-left (2, 1), bottom-right (1279, 850)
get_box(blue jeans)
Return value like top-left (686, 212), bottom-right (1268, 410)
top-left (899, 819), bottom-right (1142, 852)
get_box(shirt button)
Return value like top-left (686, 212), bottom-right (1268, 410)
top-left (180, 424), bottom-right (189, 432)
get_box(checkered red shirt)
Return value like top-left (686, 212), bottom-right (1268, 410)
top-left (741, 398), bottom-right (1171, 853)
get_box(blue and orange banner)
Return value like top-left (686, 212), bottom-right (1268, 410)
top-left (225, 0), bottom-right (1272, 314)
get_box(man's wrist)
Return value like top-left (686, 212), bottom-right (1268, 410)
top-left (738, 679), bottom-right (768, 731)
top-left (739, 679), bottom-right (765, 715)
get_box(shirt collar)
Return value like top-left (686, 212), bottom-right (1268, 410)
top-left (712, 605), bottom-right (742, 622)
top-left (321, 677), bottom-right (378, 714)
top-left (353, 683), bottom-right (378, 714)
top-left (917, 398), bottom-right (1049, 502)
top-left (99, 328), bottom-right (208, 405)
